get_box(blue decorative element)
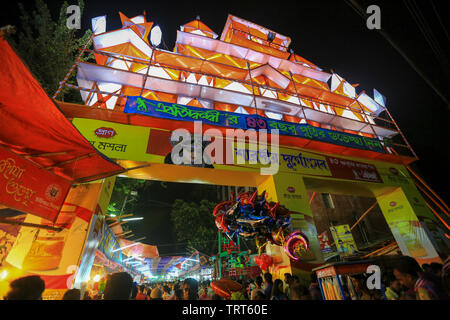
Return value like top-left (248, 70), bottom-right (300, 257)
top-left (124, 96), bottom-right (386, 153)
top-left (98, 222), bottom-right (123, 265)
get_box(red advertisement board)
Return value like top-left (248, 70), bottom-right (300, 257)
top-left (326, 156), bottom-right (383, 183)
top-left (318, 231), bottom-right (333, 253)
top-left (0, 146), bottom-right (71, 222)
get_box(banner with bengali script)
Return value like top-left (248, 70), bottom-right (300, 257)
top-left (325, 156), bottom-right (383, 183)
top-left (233, 143), bottom-right (332, 177)
top-left (123, 96), bottom-right (386, 153)
top-left (97, 221), bottom-right (124, 266)
top-left (71, 118), bottom-right (152, 162)
top-left (0, 145), bottom-right (71, 222)
top-left (329, 225), bottom-right (358, 257)
top-left (376, 188), bottom-right (441, 264)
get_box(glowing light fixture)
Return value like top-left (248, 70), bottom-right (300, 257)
top-left (91, 16), bottom-right (106, 35)
top-left (0, 270), bottom-right (8, 280)
top-left (133, 256), bottom-right (145, 262)
top-left (150, 25), bottom-right (162, 47)
top-left (185, 258), bottom-right (199, 262)
top-left (112, 242), bottom-right (140, 253)
top-left (93, 275), bottom-right (101, 282)
top-left (123, 257), bottom-right (134, 262)
top-left (121, 217), bottom-right (144, 221)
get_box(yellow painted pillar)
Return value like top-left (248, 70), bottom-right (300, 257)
top-left (73, 176), bottom-right (117, 289)
top-left (257, 173), bottom-right (324, 282)
top-left (376, 186), bottom-right (446, 264)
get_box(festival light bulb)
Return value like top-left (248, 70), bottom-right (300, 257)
top-left (112, 242), bottom-right (140, 252)
top-left (0, 270), bottom-right (8, 280)
top-left (150, 25), bottom-right (162, 47)
top-left (91, 16), bottom-right (106, 35)
top-left (121, 217), bottom-right (144, 221)
top-left (93, 275), bottom-right (101, 282)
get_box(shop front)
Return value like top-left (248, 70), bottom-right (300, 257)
top-left (0, 36), bottom-right (123, 299)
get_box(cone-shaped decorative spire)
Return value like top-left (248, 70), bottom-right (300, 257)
top-left (269, 202), bottom-right (279, 219)
top-left (249, 191), bottom-right (258, 207)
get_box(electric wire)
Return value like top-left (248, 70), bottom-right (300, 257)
top-left (344, 0), bottom-right (450, 109)
top-left (344, 0), bottom-right (365, 19)
top-left (404, 0), bottom-right (449, 70)
top-left (430, 0), bottom-right (450, 42)
top-left (410, 0), bottom-right (447, 64)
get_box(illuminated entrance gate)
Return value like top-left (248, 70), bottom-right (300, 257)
top-left (55, 12), bottom-right (448, 281)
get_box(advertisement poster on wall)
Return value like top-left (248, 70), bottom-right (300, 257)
top-left (0, 182), bottom-right (103, 300)
top-left (329, 225), bottom-right (358, 257)
top-left (318, 231), bottom-right (333, 253)
top-left (0, 207), bottom-right (26, 275)
top-left (73, 176), bottom-right (117, 289)
top-left (377, 188), bottom-right (442, 264)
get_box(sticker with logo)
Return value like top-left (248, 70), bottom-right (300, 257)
top-left (389, 168), bottom-right (399, 176)
top-left (94, 127), bottom-right (117, 138)
top-left (45, 184), bottom-right (62, 202)
top-left (387, 201), bottom-right (404, 213)
top-left (287, 187), bottom-right (295, 193)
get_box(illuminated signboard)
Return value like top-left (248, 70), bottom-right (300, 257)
top-left (124, 96), bottom-right (386, 153)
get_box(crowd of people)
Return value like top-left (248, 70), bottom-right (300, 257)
top-left (2, 255), bottom-right (449, 300)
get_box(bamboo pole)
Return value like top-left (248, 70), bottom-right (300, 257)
top-left (115, 230), bottom-right (133, 237)
top-left (108, 221), bottom-right (127, 228)
top-left (0, 218), bottom-right (63, 232)
top-left (44, 152), bottom-right (97, 169)
top-left (425, 201), bottom-right (450, 230)
top-left (328, 202), bottom-right (378, 247)
top-left (309, 192), bottom-right (316, 206)
top-left (24, 151), bottom-right (69, 158)
top-left (350, 202), bottom-right (378, 231)
top-left (363, 241), bottom-right (397, 258)
top-left (415, 182), bottom-right (450, 217)
top-left (408, 166), bottom-right (450, 213)
top-left (120, 214), bottom-right (134, 219)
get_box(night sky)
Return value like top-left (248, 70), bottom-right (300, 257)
top-left (2, 1), bottom-right (449, 252)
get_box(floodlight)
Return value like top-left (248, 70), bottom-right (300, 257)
top-left (91, 16), bottom-right (106, 35)
top-left (150, 25), bottom-right (162, 47)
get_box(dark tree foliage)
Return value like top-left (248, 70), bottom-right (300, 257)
top-left (8, 0), bottom-right (92, 102)
top-left (107, 177), bottom-right (224, 255)
top-left (170, 199), bottom-right (218, 256)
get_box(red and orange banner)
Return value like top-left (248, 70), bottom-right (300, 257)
top-left (120, 239), bottom-right (159, 259)
top-left (0, 146), bottom-right (71, 222)
top-left (326, 156), bottom-right (382, 183)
